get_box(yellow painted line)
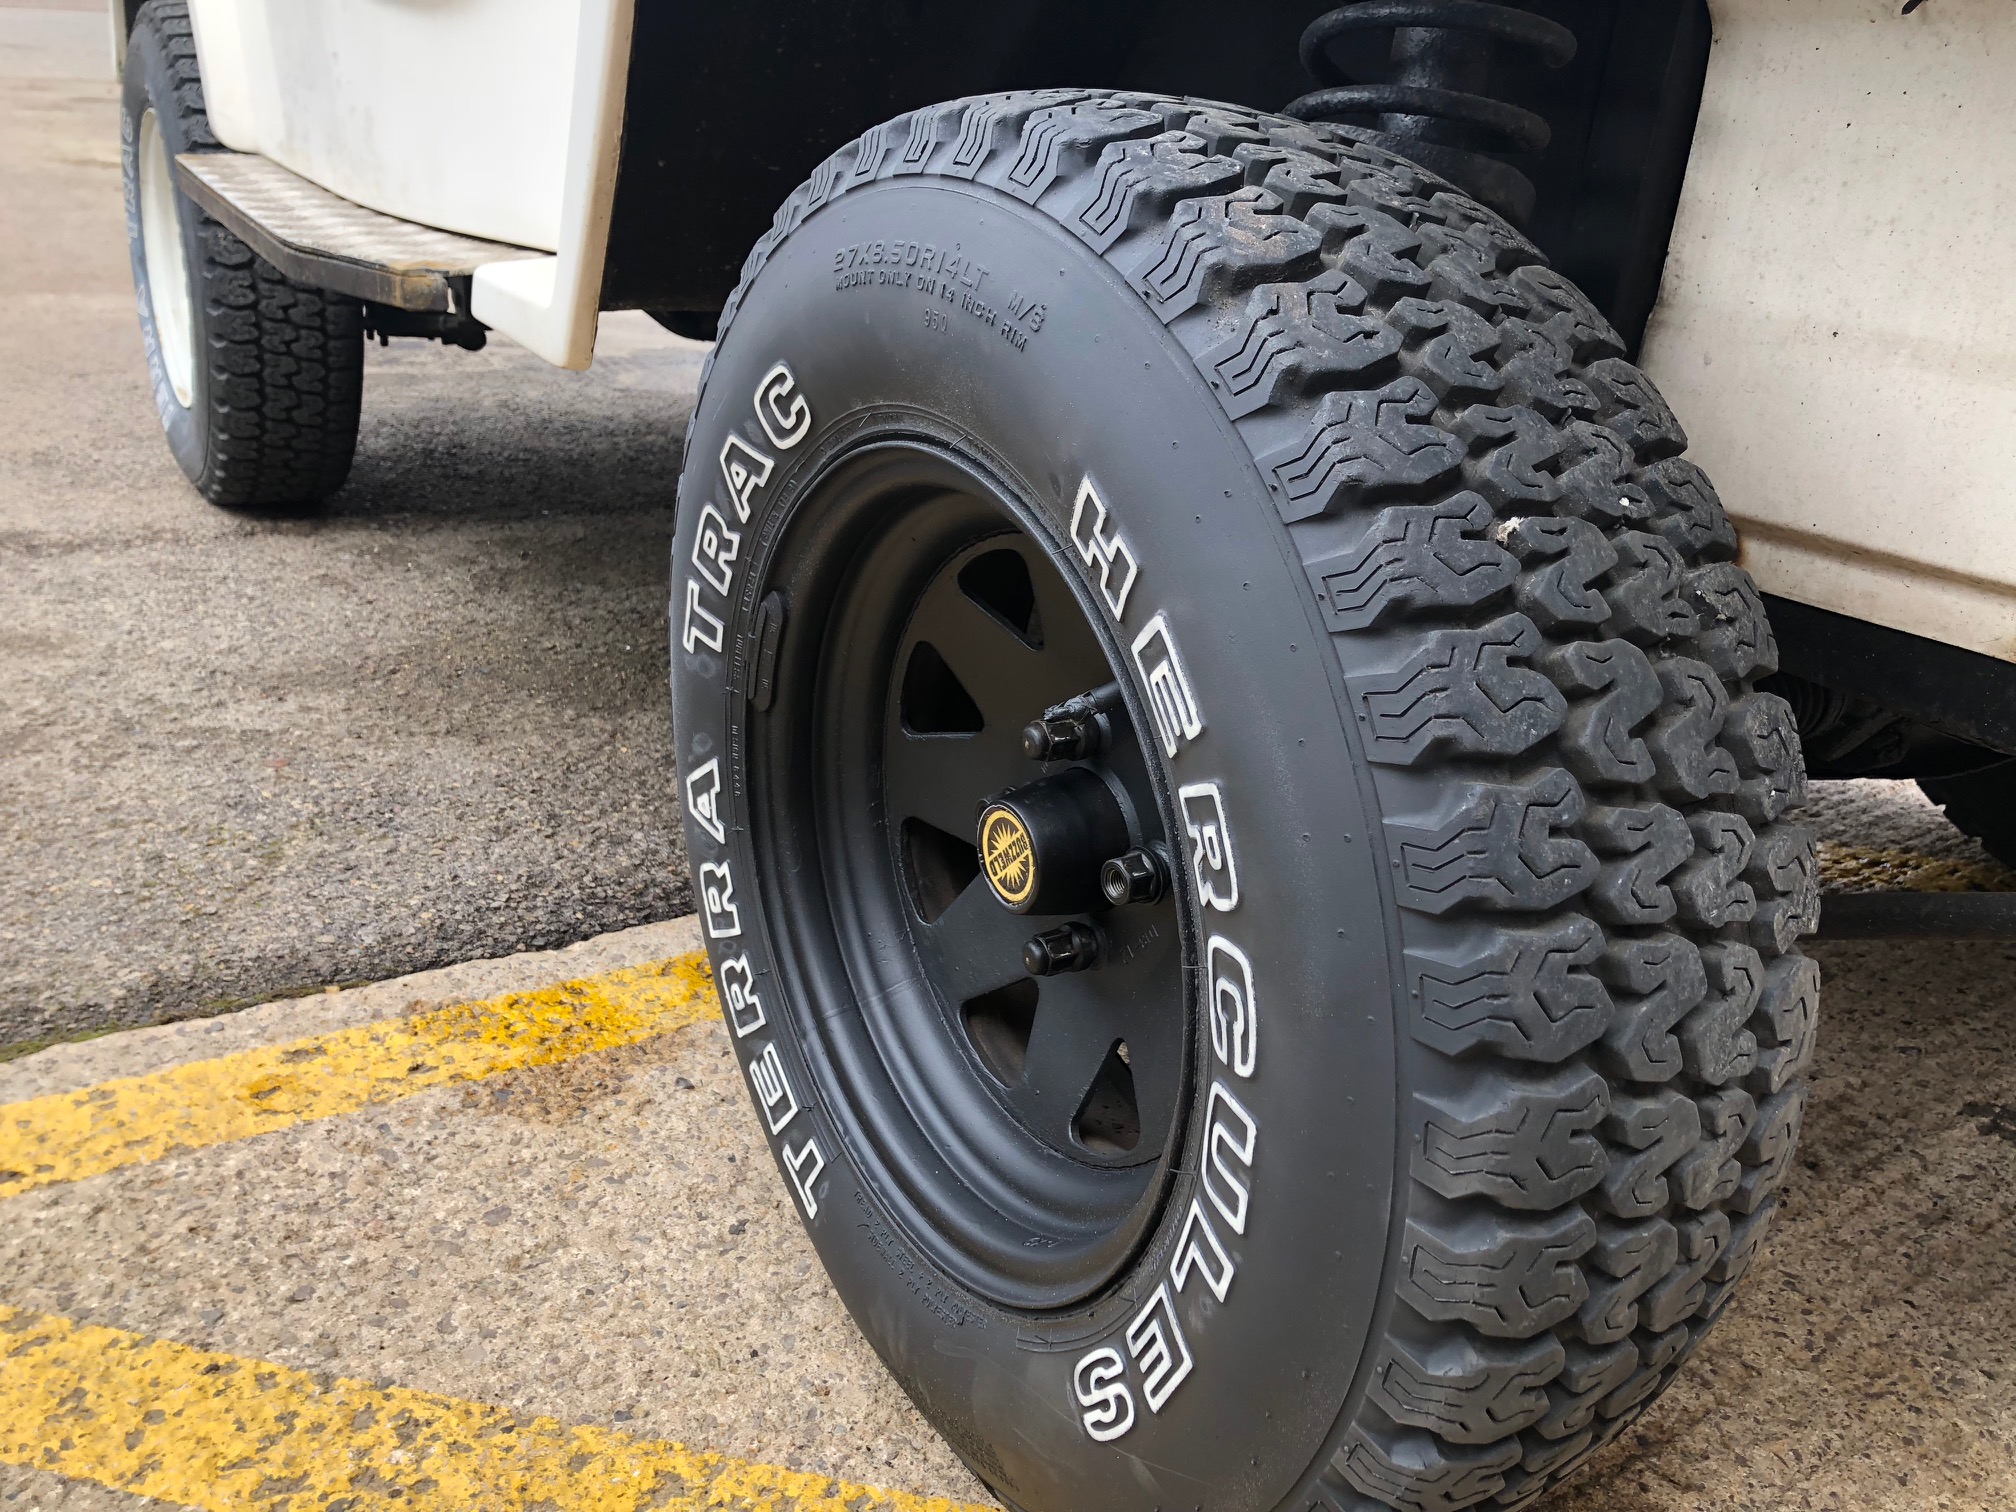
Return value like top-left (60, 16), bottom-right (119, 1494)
top-left (1819, 841), bottom-right (2016, 896)
top-left (0, 1304), bottom-right (996, 1512)
top-left (0, 954), bottom-right (721, 1200)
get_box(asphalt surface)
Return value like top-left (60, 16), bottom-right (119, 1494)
top-left (0, 19), bottom-right (705, 1051)
top-left (2, 6), bottom-right (2011, 1061)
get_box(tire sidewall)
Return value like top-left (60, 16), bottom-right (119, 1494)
top-left (671, 178), bottom-right (1404, 1512)
top-left (121, 14), bottom-right (211, 483)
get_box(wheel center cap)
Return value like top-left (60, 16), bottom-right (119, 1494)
top-left (979, 806), bottom-right (1037, 908)
top-left (975, 766), bottom-right (1131, 915)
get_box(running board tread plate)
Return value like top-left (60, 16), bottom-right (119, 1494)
top-left (173, 151), bottom-right (545, 312)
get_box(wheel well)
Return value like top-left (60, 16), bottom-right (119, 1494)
top-left (601, 0), bottom-right (1711, 359)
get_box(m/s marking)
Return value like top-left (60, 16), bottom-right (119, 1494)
top-left (832, 234), bottom-right (1047, 352)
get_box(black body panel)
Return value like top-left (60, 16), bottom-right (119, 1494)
top-left (602, 0), bottom-right (1709, 355)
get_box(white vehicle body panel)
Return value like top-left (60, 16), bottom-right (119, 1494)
top-left (1639, 0), bottom-right (2016, 665)
top-left (188, 0), bottom-right (574, 251)
top-left (184, 0), bottom-right (632, 368)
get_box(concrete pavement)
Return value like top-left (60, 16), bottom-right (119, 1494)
top-left (4, 906), bottom-right (2015, 1511)
top-left (0, 921), bottom-right (995, 1510)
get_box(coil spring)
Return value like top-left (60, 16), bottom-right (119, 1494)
top-left (1285, 0), bottom-right (1576, 225)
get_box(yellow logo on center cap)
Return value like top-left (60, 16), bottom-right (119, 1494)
top-left (980, 805), bottom-right (1037, 907)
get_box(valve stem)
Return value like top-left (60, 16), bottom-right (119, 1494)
top-left (1021, 681), bottom-right (1125, 762)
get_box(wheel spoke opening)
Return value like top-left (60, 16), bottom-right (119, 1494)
top-left (959, 547), bottom-right (1044, 649)
top-left (901, 640), bottom-right (984, 734)
top-left (963, 977), bottom-right (1040, 1086)
top-left (901, 818), bottom-right (981, 924)
top-left (1074, 1041), bottom-right (1141, 1157)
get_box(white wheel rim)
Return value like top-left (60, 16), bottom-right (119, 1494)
top-left (138, 108), bottom-right (197, 409)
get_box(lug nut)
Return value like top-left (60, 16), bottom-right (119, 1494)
top-left (1100, 847), bottom-right (1168, 907)
top-left (1024, 922), bottom-right (1101, 976)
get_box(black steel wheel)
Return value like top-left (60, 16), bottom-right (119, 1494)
top-left (754, 440), bottom-right (1189, 1307)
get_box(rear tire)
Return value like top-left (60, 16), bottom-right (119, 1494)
top-left (671, 91), bottom-right (1819, 1512)
top-left (121, 0), bottom-right (363, 509)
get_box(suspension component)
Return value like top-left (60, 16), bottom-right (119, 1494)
top-left (1285, 1), bottom-right (1576, 225)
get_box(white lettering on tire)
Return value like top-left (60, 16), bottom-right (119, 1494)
top-left (1125, 1283), bottom-right (1195, 1414)
top-left (749, 1042), bottom-right (801, 1135)
top-left (682, 579), bottom-right (726, 655)
top-left (699, 859), bottom-right (742, 939)
top-left (1206, 935), bottom-right (1257, 1077)
top-left (1178, 782), bottom-right (1240, 912)
top-left (1070, 476), bottom-right (1140, 619)
top-left (1051, 483), bottom-right (1267, 1445)
top-left (784, 1132), bottom-right (827, 1220)
top-left (1204, 1080), bottom-right (1259, 1237)
top-left (1131, 613), bottom-right (1204, 757)
top-left (1074, 1347), bottom-right (1136, 1442)
top-left (692, 504), bottom-right (742, 595)
top-left (685, 757), bottom-right (727, 845)
top-left (1171, 1198), bottom-right (1235, 1303)
top-left (717, 955), bottom-right (766, 1037)
top-left (754, 361), bottom-right (812, 449)
top-left (685, 356), bottom-right (834, 1237)
top-left (719, 433), bottom-right (775, 521)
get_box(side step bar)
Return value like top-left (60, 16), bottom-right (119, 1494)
top-left (173, 151), bottom-right (547, 313)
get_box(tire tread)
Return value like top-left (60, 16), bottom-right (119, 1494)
top-left (129, 0), bottom-right (361, 508)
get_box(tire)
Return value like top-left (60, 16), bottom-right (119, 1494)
top-left (670, 92), bottom-right (1819, 1512)
top-left (1919, 759), bottom-right (2016, 871)
top-left (121, 0), bottom-right (363, 509)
